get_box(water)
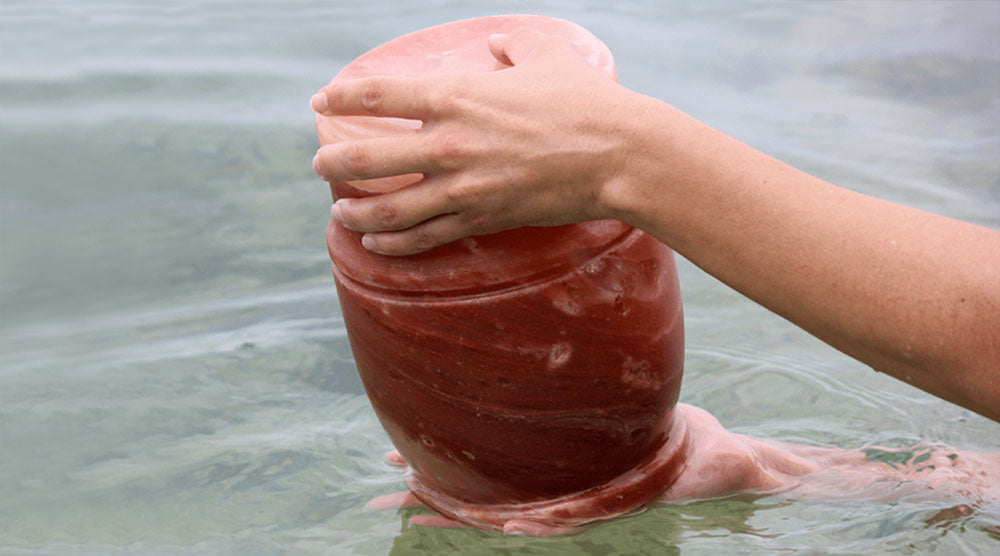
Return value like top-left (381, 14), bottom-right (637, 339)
top-left (1, 1), bottom-right (998, 554)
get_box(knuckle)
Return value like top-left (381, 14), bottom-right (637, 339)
top-left (431, 132), bottom-right (467, 168)
top-left (361, 80), bottom-right (385, 114)
top-left (412, 230), bottom-right (438, 250)
top-left (427, 79), bottom-right (463, 112)
top-left (462, 212), bottom-right (491, 233)
top-left (342, 144), bottom-right (371, 178)
top-left (444, 179), bottom-right (485, 207)
top-left (444, 180), bottom-right (472, 205)
top-left (373, 200), bottom-right (401, 229)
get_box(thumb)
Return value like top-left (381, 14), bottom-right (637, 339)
top-left (488, 27), bottom-right (553, 67)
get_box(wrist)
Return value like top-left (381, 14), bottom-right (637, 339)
top-left (597, 95), bottom-right (775, 258)
top-left (597, 93), bottom-right (697, 237)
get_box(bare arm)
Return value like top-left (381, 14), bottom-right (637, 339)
top-left (311, 30), bottom-right (1000, 420)
top-left (612, 100), bottom-right (1000, 420)
top-left (369, 403), bottom-right (1000, 535)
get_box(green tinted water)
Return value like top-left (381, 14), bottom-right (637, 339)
top-left (2, 1), bottom-right (998, 554)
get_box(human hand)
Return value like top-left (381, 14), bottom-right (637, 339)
top-left (366, 450), bottom-right (589, 536)
top-left (362, 405), bottom-right (811, 536)
top-left (364, 406), bottom-right (1000, 536)
top-left (364, 450), bottom-right (468, 530)
top-left (311, 28), bottom-right (651, 255)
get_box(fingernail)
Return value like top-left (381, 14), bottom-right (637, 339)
top-left (313, 153), bottom-right (322, 176)
top-left (310, 91), bottom-right (328, 112)
top-left (330, 202), bottom-right (343, 223)
top-left (361, 234), bottom-right (377, 251)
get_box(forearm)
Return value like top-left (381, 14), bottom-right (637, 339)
top-left (607, 94), bottom-right (1000, 419)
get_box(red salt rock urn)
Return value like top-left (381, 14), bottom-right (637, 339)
top-left (317, 15), bottom-right (688, 531)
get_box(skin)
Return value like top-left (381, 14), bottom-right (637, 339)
top-left (311, 29), bottom-right (1000, 421)
top-left (367, 404), bottom-right (1000, 536)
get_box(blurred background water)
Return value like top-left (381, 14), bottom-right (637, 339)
top-left (1, 1), bottom-right (998, 554)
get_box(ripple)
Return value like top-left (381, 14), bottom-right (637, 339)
top-left (0, 284), bottom-right (344, 376)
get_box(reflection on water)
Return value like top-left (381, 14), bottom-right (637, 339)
top-left (1, 1), bottom-right (998, 554)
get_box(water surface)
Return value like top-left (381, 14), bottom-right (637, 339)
top-left (2, 1), bottom-right (998, 554)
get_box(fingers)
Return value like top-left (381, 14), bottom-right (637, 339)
top-left (331, 178), bottom-right (455, 235)
top-left (332, 181), bottom-right (506, 255)
top-left (359, 213), bottom-right (485, 256)
top-left (313, 135), bottom-right (435, 182)
top-left (365, 491), bottom-right (423, 510)
top-left (384, 450), bottom-right (407, 467)
top-left (502, 519), bottom-right (586, 537)
top-left (409, 514), bottom-right (467, 528)
top-left (366, 489), bottom-right (586, 535)
top-left (311, 75), bottom-right (435, 119)
top-left (488, 28), bottom-right (556, 66)
top-left (366, 490), bottom-right (466, 529)
top-left (332, 184), bottom-right (488, 254)
top-left (489, 27), bottom-right (589, 70)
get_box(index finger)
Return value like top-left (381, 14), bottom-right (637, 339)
top-left (311, 76), bottom-right (436, 119)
